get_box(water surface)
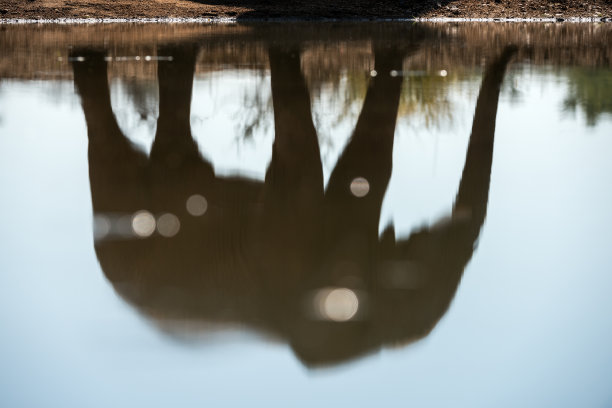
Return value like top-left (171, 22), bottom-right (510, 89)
top-left (1, 22), bottom-right (612, 407)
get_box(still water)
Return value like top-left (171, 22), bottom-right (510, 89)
top-left (1, 22), bottom-right (611, 407)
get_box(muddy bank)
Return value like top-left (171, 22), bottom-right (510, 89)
top-left (1, 0), bottom-right (612, 21)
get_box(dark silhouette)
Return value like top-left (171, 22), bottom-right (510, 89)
top-left (72, 40), bottom-right (516, 367)
top-left (184, 0), bottom-right (454, 20)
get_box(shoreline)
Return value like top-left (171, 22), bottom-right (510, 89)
top-left (1, 0), bottom-right (611, 22)
top-left (2, 16), bottom-right (612, 24)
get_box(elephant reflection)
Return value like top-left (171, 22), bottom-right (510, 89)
top-left (72, 40), bottom-right (515, 367)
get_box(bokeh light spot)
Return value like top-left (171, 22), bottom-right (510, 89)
top-left (157, 213), bottom-right (181, 237)
top-left (131, 210), bottom-right (156, 237)
top-left (350, 177), bottom-right (370, 198)
top-left (314, 288), bottom-right (359, 322)
top-left (93, 215), bottom-right (111, 240)
top-left (186, 194), bottom-right (208, 216)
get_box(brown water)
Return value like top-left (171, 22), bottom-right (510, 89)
top-left (1, 22), bottom-right (611, 407)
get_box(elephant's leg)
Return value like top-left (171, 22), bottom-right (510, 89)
top-left (147, 44), bottom-right (216, 214)
top-left (264, 46), bottom-right (324, 213)
top-left (253, 46), bottom-right (325, 290)
top-left (72, 49), bottom-right (147, 214)
top-left (150, 45), bottom-right (211, 172)
top-left (307, 45), bottom-right (409, 289)
top-left (324, 45), bottom-right (406, 237)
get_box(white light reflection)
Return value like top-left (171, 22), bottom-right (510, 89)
top-left (350, 177), bottom-right (370, 198)
top-left (157, 213), bottom-right (180, 237)
top-left (186, 194), bottom-right (208, 216)
top-left (92, 215), bottom-right (111, 240)
top-left (312, 287), bottom-right (360, 322)
top-left (131, 210), bottom-right (156, 237)
top-left (439, 69), bottom-right (448, 77)
top-left (370, 70), bottom-right (378, 77)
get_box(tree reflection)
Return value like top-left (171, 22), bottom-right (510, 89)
top-left (72, 40), bottom-right (516, 367)
top-left (563, 68), bottom-right (612, 126)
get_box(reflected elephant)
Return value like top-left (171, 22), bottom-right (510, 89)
top-left (72, 39), bottom-right (516, 367)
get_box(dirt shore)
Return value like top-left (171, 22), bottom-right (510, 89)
top-left (1, 0), bottom-right (612, 21)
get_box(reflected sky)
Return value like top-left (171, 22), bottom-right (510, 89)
top-left (1, 22), bottom-right (612, 408)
